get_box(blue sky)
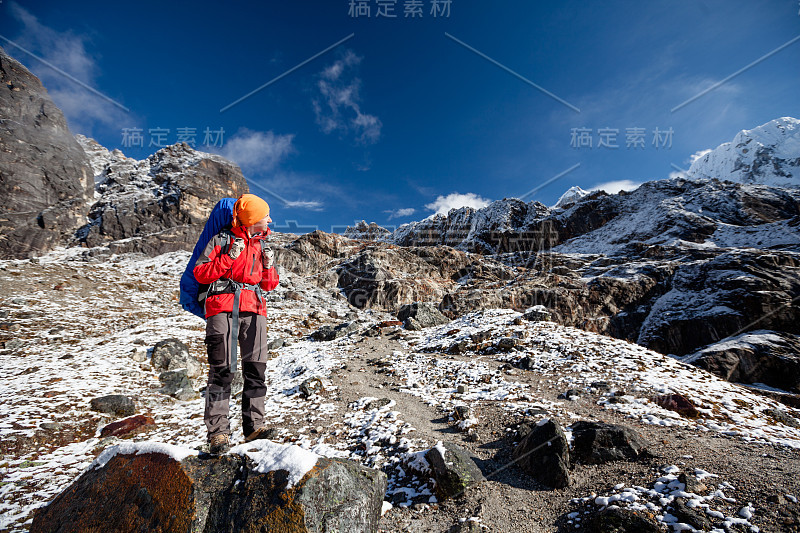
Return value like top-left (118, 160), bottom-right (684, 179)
top-left (1, 1), bottom-right (798, 233)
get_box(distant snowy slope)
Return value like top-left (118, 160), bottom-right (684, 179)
top-left (688, 117), bottom-right (800, 188)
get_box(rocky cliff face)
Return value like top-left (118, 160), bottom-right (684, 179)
top-left (0, 46), bottom-right (93, 259)
top-left (75, 135), bottom-right (249, 255)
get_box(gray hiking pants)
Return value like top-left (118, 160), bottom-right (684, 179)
top-left (204, 311), bottom-right (270, 439)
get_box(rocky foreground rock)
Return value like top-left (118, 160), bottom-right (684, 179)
top-left (30, 442), bottom-right (386, 533)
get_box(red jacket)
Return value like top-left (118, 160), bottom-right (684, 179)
top-left (193, 225), bottom-right (279, 318)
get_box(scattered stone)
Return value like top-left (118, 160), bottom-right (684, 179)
top-left (299, 377), bottom-right (324, 398)
top-left (100, 414), bottom-right (155, 438)
top-left (678, 472), bottom-right (708, 495)
top-left (398, 302), bottom-right (449, 330)
top-left (150, 338), bottom-right (202, 378)
top-left (590, 506), bottom-right (662, 533)
top-left (654, 393), bottom-right (700, 418)
top-left (523, 305), bottom-right (551, 322)
top-left (129, 347), bottom-right (147, 362)
top-left (670, 498), bottom-right (713, 531)
top-left (158, 369), bottom-right (197, 401)
top-left (456, 384), bottom-right (468, 394)
top-left (768, 494), bottom-right (788, 505)
top-left (764, 407), bottom-right (800, 428)
top-left (424, 442), bottom-right (485, 501)
top-left (0, 310), bottom-right (9, 319)
top-left (284, 290), bottom-right (304, 301)
top-left (0, 321), bottom-right (20, 331)
top-left (516, 356), bottom-right (535, 370)
top-left (570, 421), bottom-right (649, 464)
top-left (448, 519), bottom-right (483, 533)
top-left (266, 338), bottom-right (286, 351)
top-left (378, 320), bottom-right (403, 328)
top-left (30, 446), bottom-right (387, 533)
top-left (452, 405), bottom-right (471, 421)
top-left (39, 422), bottom-right (63, 430)
top-left (311, 321), bottom-right (360, 341)
top-left (558, 389), bottom-right (582, 400)
top-left (90, 395), bottom-right (135, 417)
top-left (512, 419), bottom-right (570, 488)
top-left (364, 398), bottom-right (392, 410)
top-left (3, 338), bottom-right (23, 352)
top-left (591, 381), bottom-right (611, 391)
top-left (495, 337), bottom-right (517, 351)
top-left (447, 339), bottom-right (471, 354)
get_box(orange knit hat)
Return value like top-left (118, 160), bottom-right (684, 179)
top-left (232, 194), bottom-right (270, 227)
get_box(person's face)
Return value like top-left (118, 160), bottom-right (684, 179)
top-left (247, 214), bottom-right (272, 235)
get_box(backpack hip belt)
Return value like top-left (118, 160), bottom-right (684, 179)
top-left (208, 278), bottom-right (266, 373)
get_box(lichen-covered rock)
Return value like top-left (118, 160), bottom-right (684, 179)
top-left (424, 441), bottom-right (485, 500)
top-left (158, 369), bottom-right (198, 401)
top-left (31, 443), bottom-right (387, 533)
top-left (151, 338), bottom-right (202, 378)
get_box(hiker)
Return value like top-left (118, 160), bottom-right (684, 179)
top-left (193, 193), bottom-right (279, 454)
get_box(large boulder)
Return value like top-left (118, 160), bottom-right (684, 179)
top-left (0, 46), bottom-right (93, 259)
top-left (423, 441), bottom-right (485, 501)
top-left (512, 418), bottom-right (570, 489)
top-left (569, 421), bottom-right (648, 464)
top-left (31, 440), bottom-right (387, 533)
top-left (397, 302), bottom-right (450, 330)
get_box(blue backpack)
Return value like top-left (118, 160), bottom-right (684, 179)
top-left (179, 197), bottom-right (237, 318)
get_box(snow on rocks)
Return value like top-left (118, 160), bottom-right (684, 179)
top-left (403, 308), bottom-right (800, 448)
top-left (229, 439), bottom-right (318, 488)
top-left (572, 465), bottom-right (760, 532)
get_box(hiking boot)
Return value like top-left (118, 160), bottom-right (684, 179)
top-left (209, 433), bottom-right (230, 455)
top-left (244, 427), bottom-right (273, 443)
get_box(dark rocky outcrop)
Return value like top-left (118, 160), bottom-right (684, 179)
top-left (76, 137), bottom-right (249, 255)
top-left (0, 46), bottom-right (93, 259)
top-left (569, 421), bottom-right (649, 464)
top-left (512, 419), bottom-right (570, 489)
top-left (31, 447), bottom-right (387, 533)
top-left (682, 330), bottom-right (800, 393)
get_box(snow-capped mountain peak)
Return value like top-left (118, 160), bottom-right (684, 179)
top-left (687, 116), bottom-right (800, 188)
top-left (553, 185), bottom-right (590, 208)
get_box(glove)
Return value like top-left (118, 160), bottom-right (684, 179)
top-left (262, 246), bottom-right (275, 269)
top-left (228, 238), bottom-right (245, 260)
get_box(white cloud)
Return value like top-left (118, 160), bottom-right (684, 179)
top-left (425, 192), bottom-right (491, 215)
top-left (384, 207), bottom-right (416, 220)
top-left (7, 2), bottom-right (130, 136)
top-left (669, 148), bottom-right (713, 179)
top-left (313, 49), bottom-right (382, 145)
top-left (588, 180), bottom-right (641, 195)
top-left (216, 128), bottom-right (295, 174)
top-left (689, 149), bottom-right (712, 164)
